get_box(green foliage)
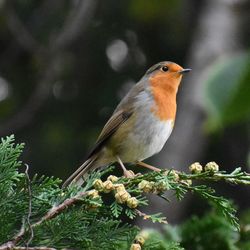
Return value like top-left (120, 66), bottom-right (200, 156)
top-left (0, 135), bottom-right (24, 187)
top-left (114, 168), bottom-right (245, 230)
top-left (142, 229), bottom-right (184, 250)
top-left (188, 185), bottom-right (239, 230)
top-left (238, 210), bottom-right (250, 250)
top-left (144, 213), bottom-right (241, 250)
top-left (0, 135), bottom-right (25, 242)
top-left (0, 136), bottom-right (138, 249)
top-left (203, 52), bottom-right (250, 131)
top-left (111, 201), bottom-right (123, 218)
top-left (125, 207), bottom-right (137, 219)
top-left (180, 214), bottom-right (238, 250)
top-left (31, 211), bottom-right (137, 250)
top-left (0, 136), bottom-right (250, 249)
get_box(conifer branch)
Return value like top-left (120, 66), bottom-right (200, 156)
top-left (0, 190), bottom-right (89, 249)
top-left (32, 190), bottom-right (88, 228)
top-left (0, 136), bottom-right (250, 249)
top-left (180, 162), bottom-right (250, 185)
top-left (0, 222), bottom-right (25, 250)
top-left (14, 247), bottom-right (56, 250)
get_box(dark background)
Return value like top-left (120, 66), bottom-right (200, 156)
top-left (0, 0), bottom-right (249, 226)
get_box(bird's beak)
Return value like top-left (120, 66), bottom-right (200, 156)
top-left (178, 68), bottom-right (192, 74)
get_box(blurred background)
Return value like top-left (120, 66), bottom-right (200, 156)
top-left (0, 0), bottom-right (249, 227)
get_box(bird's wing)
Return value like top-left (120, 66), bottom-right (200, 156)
top-left (87, 109), bottom-right (133, 158)
top-left (63, 109), bottom-right (133, 187)
top-left (87, 78), bottom-right (146, 158)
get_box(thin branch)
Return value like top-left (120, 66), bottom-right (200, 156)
top-left (135, 209), bottom-right (168, 224)
top-left (32, 190), bottom-right (88, 228)
top-left (0, 190), bottom-right (89, 249)
top-left (13, 247), bottom-right (56, 250)
top-left (0, 164), bottom-right (249, 248)
top-left (179, 168), bottom-right (250, 185)
top-left (0, 219), bottom-right (26, 250)
top-left (24, 164), bottom-right (33, 247)
top-left (136, 209), bottom-right (148, 219)
top-left (0, 247), bottom-right (56, 250)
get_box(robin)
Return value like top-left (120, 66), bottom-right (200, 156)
top-left (63, 61), bottom-right (191, 187)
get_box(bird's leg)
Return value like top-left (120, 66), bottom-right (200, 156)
top-left (136, 161), bottom-right (161, 172)
top-left (116, 156), bottom-right (135, 178)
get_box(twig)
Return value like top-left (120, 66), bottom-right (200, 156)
top-left (32, 190), bottom-right (88, 227)
top-left (135, 209), bottom-right (168, 224)
top-left (1, 164), bottom-right (248, 248)
top-left (0, 220), bottom-right (25, 250)
top-left (135, 209), bottom-right (148, 219)
top-left (179, 169), bottom-right (250, 185)
top-left (2, 247), bottom-right (56, 250)
top-left (0, 189), bottom-right (89, 249)
top-left (24, 164), bottom-right (33, 247)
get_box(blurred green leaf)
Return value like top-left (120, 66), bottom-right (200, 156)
top-left (180, 214), bottom-right (239, 250)
top-left (142, 229), bottom-right (183, 250)
top-left (204, 52), bottom-right (250, 131)
top-left (128, 0), bottom-right (179, 22)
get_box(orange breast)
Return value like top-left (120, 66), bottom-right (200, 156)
top-left (149, 75), bottom-right (177, 121)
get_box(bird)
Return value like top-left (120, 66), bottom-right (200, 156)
top-left (63, 61), bottom-right (191, 187)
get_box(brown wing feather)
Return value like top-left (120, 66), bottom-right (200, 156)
top-left (87, 109), bottom-right (133, 158)
top-left (88, 82), bottom-right (145, 157)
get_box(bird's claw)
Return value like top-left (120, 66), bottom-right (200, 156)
top-left (123, 170), bottom-right (135, 178)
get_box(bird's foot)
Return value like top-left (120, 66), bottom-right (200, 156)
top-left (123, 170), bottom-right (136, 178)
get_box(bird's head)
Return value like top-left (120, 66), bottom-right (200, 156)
top-left (146, 61), bottom-right (191, 91)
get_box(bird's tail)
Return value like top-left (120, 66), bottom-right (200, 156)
top-left (62, 154), bottom-right (99, 188)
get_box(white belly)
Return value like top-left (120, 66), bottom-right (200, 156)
top-left (121, 114), bottom-right (173, 162)
top-left (119, 91), bottom-right (174, 162)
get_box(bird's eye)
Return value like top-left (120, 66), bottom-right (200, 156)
top-left (161, 66), bottom-right (168, 72)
